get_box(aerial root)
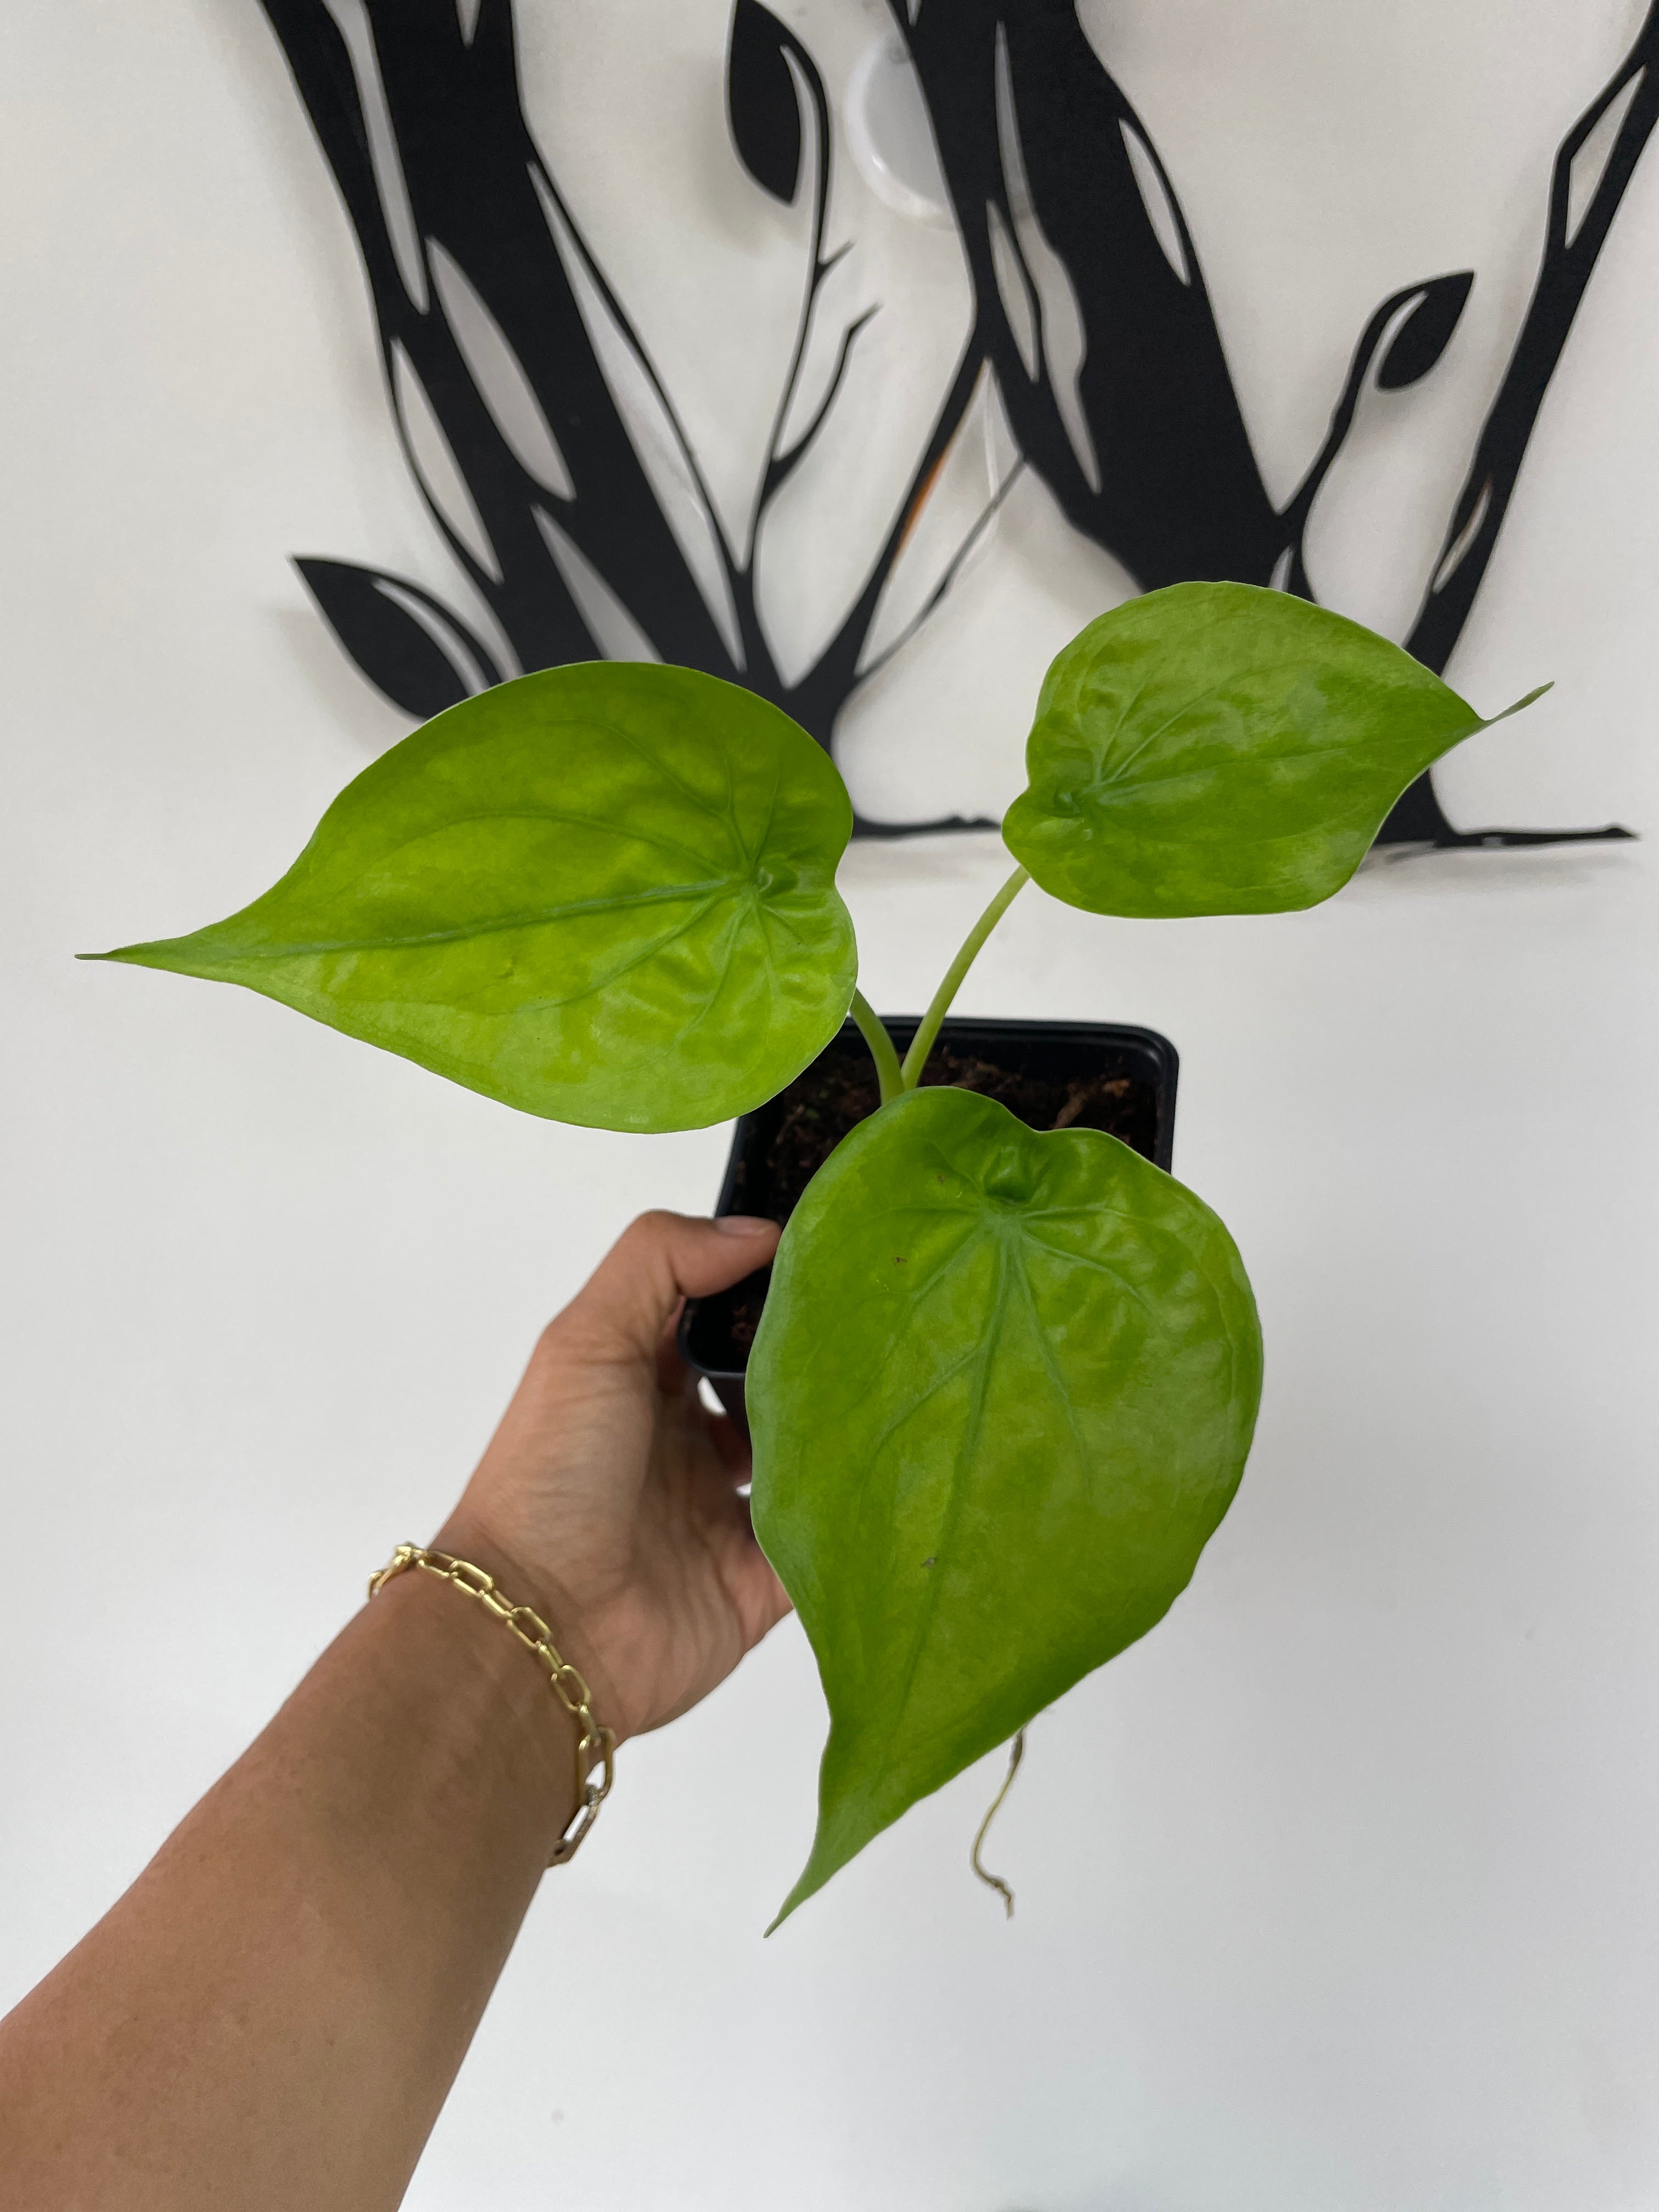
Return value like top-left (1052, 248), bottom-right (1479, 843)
top-left (970, 1728), bottom-right (1026, 1918)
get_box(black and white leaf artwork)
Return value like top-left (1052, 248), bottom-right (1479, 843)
top-left (728, 0), bottom-right (806, 204)
top-left (257, 0), bottom-right (1657, 850)
top-left (1377, 273), bottom-right (1476, 393)
top-left (294, 559), bottom-right (503, 720)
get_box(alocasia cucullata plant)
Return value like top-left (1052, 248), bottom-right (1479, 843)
top-left (92, 581), bottom-right (1545, 1924)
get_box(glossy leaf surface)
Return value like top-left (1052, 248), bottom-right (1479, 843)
top-left (749, 1085), bottom-right (1261, 1925)
top-left (1002, 580), bottom-right (1548, 917)
top-left (94, 663), bottom-right (857, 1132)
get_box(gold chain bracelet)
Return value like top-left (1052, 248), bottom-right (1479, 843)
top-left (368, 1543), bottom-right (616, 1866)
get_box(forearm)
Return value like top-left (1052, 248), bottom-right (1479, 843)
top-left (0, 1568), bottom-right (574, 2212)
top-left (0, 1210), bottom-right (786, 2206)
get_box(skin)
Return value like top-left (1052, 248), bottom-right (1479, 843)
top-left (0, 1210), bottom-right (788, 2212)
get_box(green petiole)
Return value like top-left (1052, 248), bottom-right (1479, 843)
top-left (899, 865), bottom-right (1030, 1091)
top-left (849, 989), bottom-right (905, 1106)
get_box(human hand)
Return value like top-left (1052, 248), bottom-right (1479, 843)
top-left (436, 1211), bottom-right (792, 1746)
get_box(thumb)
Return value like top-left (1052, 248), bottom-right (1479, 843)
top-left (556, 1210), bottom-right (780, 1364)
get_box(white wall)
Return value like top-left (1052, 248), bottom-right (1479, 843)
top-left (4, 4), bottom-right (1658, 2208)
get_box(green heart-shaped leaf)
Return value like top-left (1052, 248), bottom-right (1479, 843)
top-left (1002, 580), bottom-right (1549, 916)
top-left (91, 663), bottom-right (857, 1132)
top-left (748, 1084), bottom-right (1262, 1927)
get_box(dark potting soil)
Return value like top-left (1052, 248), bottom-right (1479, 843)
top-left (717, 1043), bottom-right (1153, 1350)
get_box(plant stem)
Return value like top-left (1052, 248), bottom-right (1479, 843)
top-left (849, 989), bottom-right (905, 1106)
top-left (899, 865), bottom-right (1030, 1090)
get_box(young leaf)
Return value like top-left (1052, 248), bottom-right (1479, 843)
top-left (91, 663), bottom-right (857, 1133)
top-left (748, 1085), bottom-right (1261, 1926)
top-left (1002, 581), bottom-right (1548, 917)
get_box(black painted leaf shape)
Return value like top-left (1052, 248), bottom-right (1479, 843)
top-left (1377, 272), bottom-right (1475, 391)
top-left (294, 558), bottom-right (504, 721)
top-left (727, 0), bottom-right (802, 202)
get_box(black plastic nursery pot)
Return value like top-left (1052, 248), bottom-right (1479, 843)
top-left (678, 1017), bottom-right (1180, 1434)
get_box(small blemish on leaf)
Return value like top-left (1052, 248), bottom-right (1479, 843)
top-left (922, 1556), bottom-right (936, 1568)
top-left (894, 1255), bottom-right (907, 1264)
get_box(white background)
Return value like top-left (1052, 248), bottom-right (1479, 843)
top-left (4, 3), bottom-right (1659, 2207)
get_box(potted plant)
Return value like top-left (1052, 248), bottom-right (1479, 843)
top-left (678, 1009), bottom-right (1180, 1436)
top-left (89, 581), bottom-right (1544, 1926)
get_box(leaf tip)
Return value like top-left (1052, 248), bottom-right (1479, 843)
top-left (1488, 681), bottom-right (1554, 728)
top-left (763, 1873), bottom-right (815, 1936)
top-left (78, 935), bottom-right (212, 977)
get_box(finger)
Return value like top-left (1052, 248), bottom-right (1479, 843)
top-left (701, 1405), bottom-right (753, 1480)
top-left (726, 1506), bottom-right (794, 1642)
top-left (555, 1211), bottom-right (780, 1368)
top-left (654, 1307), bottom-right (692, 1398)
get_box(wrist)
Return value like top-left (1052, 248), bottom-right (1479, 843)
top-left (426, 1510), bottom-right (631, 1751)
top-left (367, 1556), bottom-right (580, 1845)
